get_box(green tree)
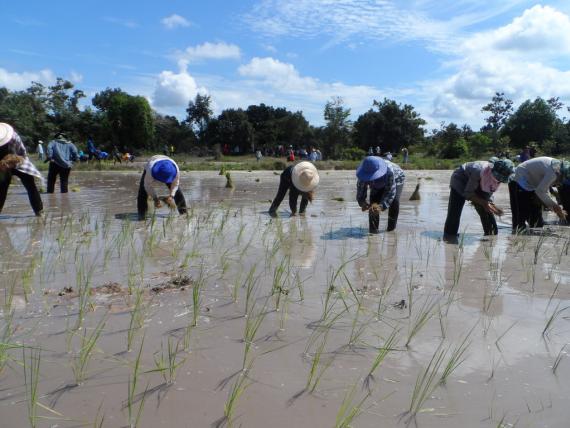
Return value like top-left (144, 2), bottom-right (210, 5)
top-left (503, 97), bottom-right (557, 149)
top-left (185, 93), bottom-right (212, 142)
top-left (206, 108), bottom-right (253, 153)
top-left (481, 92), bottom-right (513, 147)
top-left (323, 97), bottom-right (352, 159)
top-left (352, 98), bottom-right (425, 154)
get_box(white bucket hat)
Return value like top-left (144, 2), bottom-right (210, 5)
top-left (0, 123), bottom-right (14, 147)
top-left (292, 161), bottom-right (319, 192)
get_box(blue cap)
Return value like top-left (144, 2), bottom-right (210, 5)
top-left (356, 156), bottom-right (387, 181)
top-left (151, 160), bottom-right (177, 184)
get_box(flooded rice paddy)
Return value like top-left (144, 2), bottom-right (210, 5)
top-left (1, 170), bottom-right (570, 427)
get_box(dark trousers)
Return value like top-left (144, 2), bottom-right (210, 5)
top-left (47, 162), bottom-right (71, 193)
top-left (269, 170), bottom-right (308, 214)
top-left (443, 188), bottom-right (497, 236)
top-left (0, 169), bottom-right (43, 214)
top-left (560, 183), bottom-right (570, 223)
top-left (508, 181), bottom-right (544, 232)
top-left (369, 183), bottom-right (403, 232)
top-left (137, 171), bottom-right (187, 218)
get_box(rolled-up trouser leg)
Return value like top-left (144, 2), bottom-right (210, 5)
top-left (386, 183), bottom-right (404, 231)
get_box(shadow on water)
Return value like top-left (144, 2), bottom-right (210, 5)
top-left (114, 212), bottom-right (142, 221)
top-left (420, 230), bottom-right (483, 246)
top-left (321, 227), bottom-right (369, 240)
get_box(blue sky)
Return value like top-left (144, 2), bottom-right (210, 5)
top-left (3, 1), bottom-right (570, 129)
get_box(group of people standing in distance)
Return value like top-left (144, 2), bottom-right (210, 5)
top-left (1, 120), bottom-right (569, 242)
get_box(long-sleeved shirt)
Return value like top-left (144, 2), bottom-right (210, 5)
top-left (269, 165), bottom-right (309, 213)
top-left (357, 160), bottom-right (405, 210)
top-left (514, 156), bottom-right (559, 208)
top-left (449, 161), bottom-right (493, 201)
top-left (143, 155), bottom-right (180, 200)
top-left (0, 132), bottom-right (42, 179)
top-left (47, 138), bottom-right (79, 168)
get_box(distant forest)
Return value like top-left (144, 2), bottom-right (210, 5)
top-left (1, 78), bottom-right (570, 160)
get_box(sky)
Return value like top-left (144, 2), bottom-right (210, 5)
top-left (3, 0), bottom-right (570, 130)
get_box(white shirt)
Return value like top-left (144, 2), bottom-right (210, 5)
top-left (143, 155), bottom-right (180, 200)
top-left (514, 157), bottom-right (559, 208)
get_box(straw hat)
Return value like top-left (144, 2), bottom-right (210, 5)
top-left (292, 161), bottom-right (319, 192)
top-left (0, 123), bottom-right (14, 147)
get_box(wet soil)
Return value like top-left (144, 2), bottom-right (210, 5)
top-left (0, 170), bottom-right (569, 427)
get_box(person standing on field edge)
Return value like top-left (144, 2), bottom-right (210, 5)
top-left (0, 123), bottom-right (44, 216)
top-left (37, 140), bottom-right (45, 161)
top-left (402, 147), bottom-right (409, 164)
top-left (46, 133), bottom-right (79, 193)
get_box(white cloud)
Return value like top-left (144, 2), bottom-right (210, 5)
top-left (69, 71), bottom-right (83, 84)
top-left (153, 70), bottom-right (207, 108)
top-left (418, 5), bottom-right (570, 127)
top-left (0, 68), bottom-right (56, 90)
top-left (161, 14), bottom-right (191, 29)
top-left (175, 42), bottom-right (241, 68)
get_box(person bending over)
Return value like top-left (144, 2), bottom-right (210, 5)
top-left (269, 161), bottom-right (319, 217)
top-left (137, 155), bottom-right (187, 219)
top-left (356, 156), bottom-right (405, 233)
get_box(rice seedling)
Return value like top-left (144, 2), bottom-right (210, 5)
top-left (127, 287), bottom-right (147, 352)
top-left (406, 264), bottom-right (415, 319)
top-left (306, 331), bottom-right (333, 393)
top-left (552, 344), bottom-right (567, 374)
top-left (23, 347), bottom-right (41, 428)
top-left (405, 297), bottom-right (439, 348)
top-left (403, 345), bottom-right (447, 423)
top-left (146, 337), bottom-right (187, 384)
top-left (542, 304), bottom-right (569, 338)
top-left (75, 257), bottom-right (97, 330)
top-left (363, 328), bottom-right (398, 391)
top-left (546, 279), bottom-right (562, 313)
top-left (192, 265), bottom-right (206, 327)
top-left (439, 325), bottom-right (475, 385)
top-left (223, 360), bottom-right (253, 425)
top-left (72, 314), bottom-right (108, 385)
top-left (334, 383), bottom-right (371, 428)
top-left (242, 301), bottom-right (267, 369)
top-left (127, 336), bottom-right (148, 428)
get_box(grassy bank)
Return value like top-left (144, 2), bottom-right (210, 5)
top-left (34, 154), bottom-right (471, 172)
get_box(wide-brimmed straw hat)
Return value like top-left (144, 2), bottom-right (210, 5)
top-left (292, 161), bottom-right (319, 192)
top-left (356, 156), bottom-right (387, 182)
top-left (0, 123), bottom-right (14, 147)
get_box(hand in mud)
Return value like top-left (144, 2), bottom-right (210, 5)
top-left (553, 204), bottom-right (568, 221)
top-left (489, 203), bottom-right (503, 216)
top-left (165, 196), bottom-right (176, 209)
top-left (154, 198), bottom-right (162, 208)
top-left (361, 203), bottom-right (370, 212)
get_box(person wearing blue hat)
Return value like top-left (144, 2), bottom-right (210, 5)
top-left (356, 156), bottom-right (405, 233)
top-left (443, 158), bottom-right (514, 242)
top-left (137, 155), bottom-right (187, 219)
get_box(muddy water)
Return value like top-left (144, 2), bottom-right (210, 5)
top-left (1, 170), bottom-right (570, 427)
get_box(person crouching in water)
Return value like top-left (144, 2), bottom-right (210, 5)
top-left (137, 155), bottom-right (187, 220)
top-left (46, 133), bottom-right (79, 193)
top-left (356, 156), bottom-right (405, 233)
top-left (0, 123), bottom-right (44, 216)
top-left (443, 158), bottom-right (514, 241)
top-left (509, 157), bottom-right (569, 233)
top-left (269, 161), bottom-right (319, 217)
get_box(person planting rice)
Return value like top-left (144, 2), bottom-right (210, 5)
top-left (443, 157), bottom-right (514, 242)
top-left (268, 161), bottom-right (319, 217)
top-left (356, 155), bottom-right (405, 233)
top-left (137, 155), bottom-right (187, 220)
top-left (46, 132), bottom-right (79, 193)
top-left (509, 157), bottom-right (569, 233)
top-left (0, 123), bottom-right (44, 216)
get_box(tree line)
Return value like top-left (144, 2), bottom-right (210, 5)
top-left (1, 78), bottom-right (569, 159)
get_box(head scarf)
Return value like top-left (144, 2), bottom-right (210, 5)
top-left (480, 164), bottom-right (500, 193)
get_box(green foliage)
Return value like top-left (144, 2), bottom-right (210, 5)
top-left (336, 146), bottom-right (366, 160)
top-left (352, 98), bottom-right (426, 154)
top-left (503, 97), bottom-right (557, 149)
top-left (467, 133), bottom-right (492, 157)
top-left (481, 92), bottom-right (513, 145)
top-left (323, 97), bottom-right (352, 159)
top-left (185, 93), bottom-right (212, 142)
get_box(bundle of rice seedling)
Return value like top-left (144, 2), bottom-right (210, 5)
top-left (0, 154), bottom-right (24, 172)
top-left (409, 180), bottom-right (421, 201)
